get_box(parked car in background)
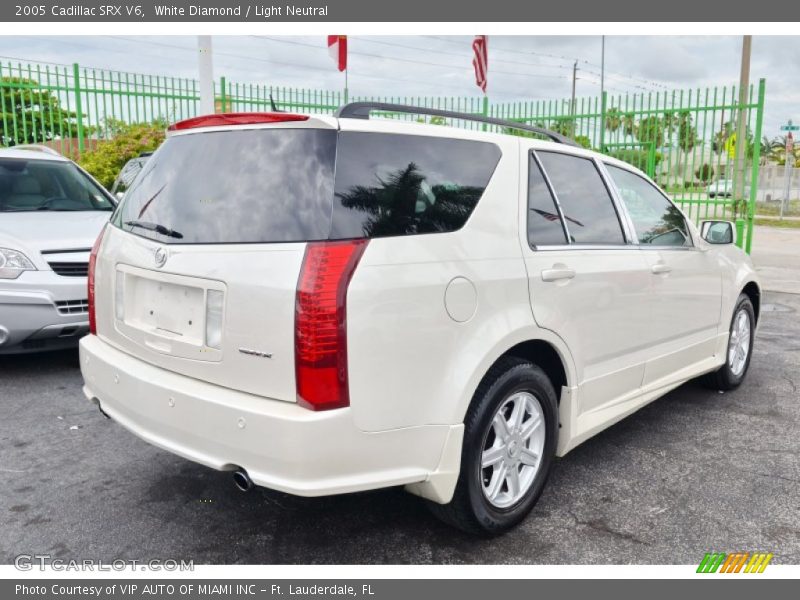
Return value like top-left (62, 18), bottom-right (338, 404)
top-left (111, 152), bottom-right (152, 199)
top-left (0, 146), bottom-right (115, 354)
top-left (80, 105), bottom-right (760, 534)
top-left (707, 178), bottom-right (734, 198)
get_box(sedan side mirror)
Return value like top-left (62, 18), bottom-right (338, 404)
top-left (700, 220), bottom-right (734, 245)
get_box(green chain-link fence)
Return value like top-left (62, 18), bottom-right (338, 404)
top-left (1, 59), bottom-right (765, 252)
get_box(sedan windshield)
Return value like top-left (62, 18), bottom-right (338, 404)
top-left (0, 158), bottom-right (114, 212)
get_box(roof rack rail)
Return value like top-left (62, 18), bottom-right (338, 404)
top-left (12, 144), bottom-right (63, 157)
top-left (335, 102), bottom-right (580, 147)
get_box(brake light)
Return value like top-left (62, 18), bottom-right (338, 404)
top-left (295, 240), bottom-right (368, 411)
top-left (88, 225), bottom-right (107, 335)
top-left (168, 112), bottom-right (309, 131)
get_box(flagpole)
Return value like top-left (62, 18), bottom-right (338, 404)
top-left (345, 67), bottom-right (349, 104)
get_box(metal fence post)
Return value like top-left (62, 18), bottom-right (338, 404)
top-left (220, 76), bottom-right (227, 112)
top-left (72, 63), bottom-right (85, 153)
top-left (745, 78), bottom-right (766, 254)
top-left (599, 91), bottom-right (607, 152)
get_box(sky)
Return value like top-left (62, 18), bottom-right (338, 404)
top-left (0, 35), bottom-right (797, 136)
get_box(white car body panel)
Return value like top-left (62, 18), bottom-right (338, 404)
top-left (79, 115), bottom-right (761, 504)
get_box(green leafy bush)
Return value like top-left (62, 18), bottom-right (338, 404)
top-left (79, 119), bottom-right (166, 189)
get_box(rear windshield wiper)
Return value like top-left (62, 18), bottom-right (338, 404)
top-left (124, 220), bottom-right (184, 239)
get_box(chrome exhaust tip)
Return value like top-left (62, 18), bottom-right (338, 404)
top-left (232, 468), bottom-right (254, 492)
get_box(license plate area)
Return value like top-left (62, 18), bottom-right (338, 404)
top-left (114, 264), bottom-right (225, 362)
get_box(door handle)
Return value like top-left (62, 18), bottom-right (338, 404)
top-left (651, 263), bottom-right (672, 275)
top-left (541, 267), bottom-right (576, 282)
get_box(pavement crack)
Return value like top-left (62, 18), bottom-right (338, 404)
top-left (567, 510), bottom-right (650, 546)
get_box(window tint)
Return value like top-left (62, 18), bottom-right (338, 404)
top-left (528, 154), bottom-right (567, 245)
top-left (537, 151), bottom-right (625, 245)
top-left (114, 129), bottom-right (500, 245)
top-left (607, 165), bottom-right (691, 247)
top-left (116, 129), bottom-right (337, 244)
top-left (330, 132), bottom-right (501, 239)
top-left (0, 158), bottom-right (113, 212)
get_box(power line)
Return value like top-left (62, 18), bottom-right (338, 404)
top-left (248, 35), bottom-right (567, 81)
top-left (424, 35), bottom-right (669, 90)
top-left (101, 36), bottom-right (539, 98)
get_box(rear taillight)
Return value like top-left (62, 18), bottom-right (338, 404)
top-left (295, 240), bottom-right (368, 411)
top-left (88, 225), bottom-right (107, 335)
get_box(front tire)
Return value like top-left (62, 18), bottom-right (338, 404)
top-left (427, 357), bottom-right (558, 535)
top-left (701, 293), bottom-right (755, 390)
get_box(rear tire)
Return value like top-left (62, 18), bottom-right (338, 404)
top-left (427, 357), bottom-right (558, 535)
top-left (701, 293), bottom-right (755, 391)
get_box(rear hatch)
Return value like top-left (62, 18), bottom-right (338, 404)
top-left (95, 114), bottom-right (504, 405)
top-left (95, 117), bottom-right (337, 403)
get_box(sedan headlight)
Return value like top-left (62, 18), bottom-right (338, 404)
top-left (0, 248), bottom-right (37, 279)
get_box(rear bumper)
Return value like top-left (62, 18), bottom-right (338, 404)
top-left (79, 334), bottom-right (457, 498)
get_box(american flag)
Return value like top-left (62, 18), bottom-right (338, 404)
top-left (472, 35), bottom-right (488, 93)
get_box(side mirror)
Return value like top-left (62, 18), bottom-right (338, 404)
top-left (700, 220), bottom-right (734, 245)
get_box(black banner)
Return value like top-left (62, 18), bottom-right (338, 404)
top-left (1, 0), bottom-right (798, 22)
top-left (5, 579), bottom-right (800, 600)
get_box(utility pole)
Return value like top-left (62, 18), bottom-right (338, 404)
top-left (600, 36), bottom-right (605, 100)
top-left (782, 132), bottom-right (793, 219)
top-left (570, 60), bottom-right (578, 136)
top-left (197, 35), bottom-right (215, 115)
top-left (733, 35), bottom-right (752, 218)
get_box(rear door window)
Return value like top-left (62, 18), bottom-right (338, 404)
top-left (527, 153), bottom-right (568, 246)
top-left (536, 151), bottom-right (626, 245)
top-left (330, 132), bottom-right (501, 239)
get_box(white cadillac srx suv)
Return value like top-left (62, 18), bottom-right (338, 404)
top-left (79, 104), bottom-right (760, 534)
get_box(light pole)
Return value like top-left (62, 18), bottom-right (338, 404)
top-left (197, 36), bottom-right (214, 115)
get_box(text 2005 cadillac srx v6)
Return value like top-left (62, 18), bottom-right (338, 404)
top-left (80, 105), bottom-right (760, 534)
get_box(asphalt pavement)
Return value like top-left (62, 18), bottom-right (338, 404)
top-left (1, 230), bottom-right (798, 565)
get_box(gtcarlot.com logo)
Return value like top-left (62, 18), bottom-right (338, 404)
top-left (697, 552), bottom-right (773, 573)
top-left (14, 554), bottom-right (194, 572)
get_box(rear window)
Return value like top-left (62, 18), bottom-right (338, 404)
top-left (114, 128), bottom-right (500, 244)
top-left (115, 129), bottom-right (337, 244)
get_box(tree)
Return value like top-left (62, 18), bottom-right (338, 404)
top-left (635, 115), bottom-right (666, 147)
top-left (674, 111), bottom-right (698, 151)
top-left (0, 77), bottom-right (80, 146)
top-left (604, 108), bottom-right (622, 133)
top-left (695, 163), bottom-right (714, 183)
top-left (78, 119), bottom-right (166, 189)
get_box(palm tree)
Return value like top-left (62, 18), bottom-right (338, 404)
top-left (335, 163), bottom-right (484, 238)
top-left (758, 135), bottom-right (772, 165)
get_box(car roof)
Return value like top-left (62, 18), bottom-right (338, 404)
top-left (166, 111), bottom-right (654, 182)
top-left (0, 147), bottom-right (72, 162)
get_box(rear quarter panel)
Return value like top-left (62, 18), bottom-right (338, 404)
top-left (345, 129), bottom-right (539, 432)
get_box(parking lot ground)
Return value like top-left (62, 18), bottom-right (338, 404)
top-left (1, 232), bottom-right (799, 565)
